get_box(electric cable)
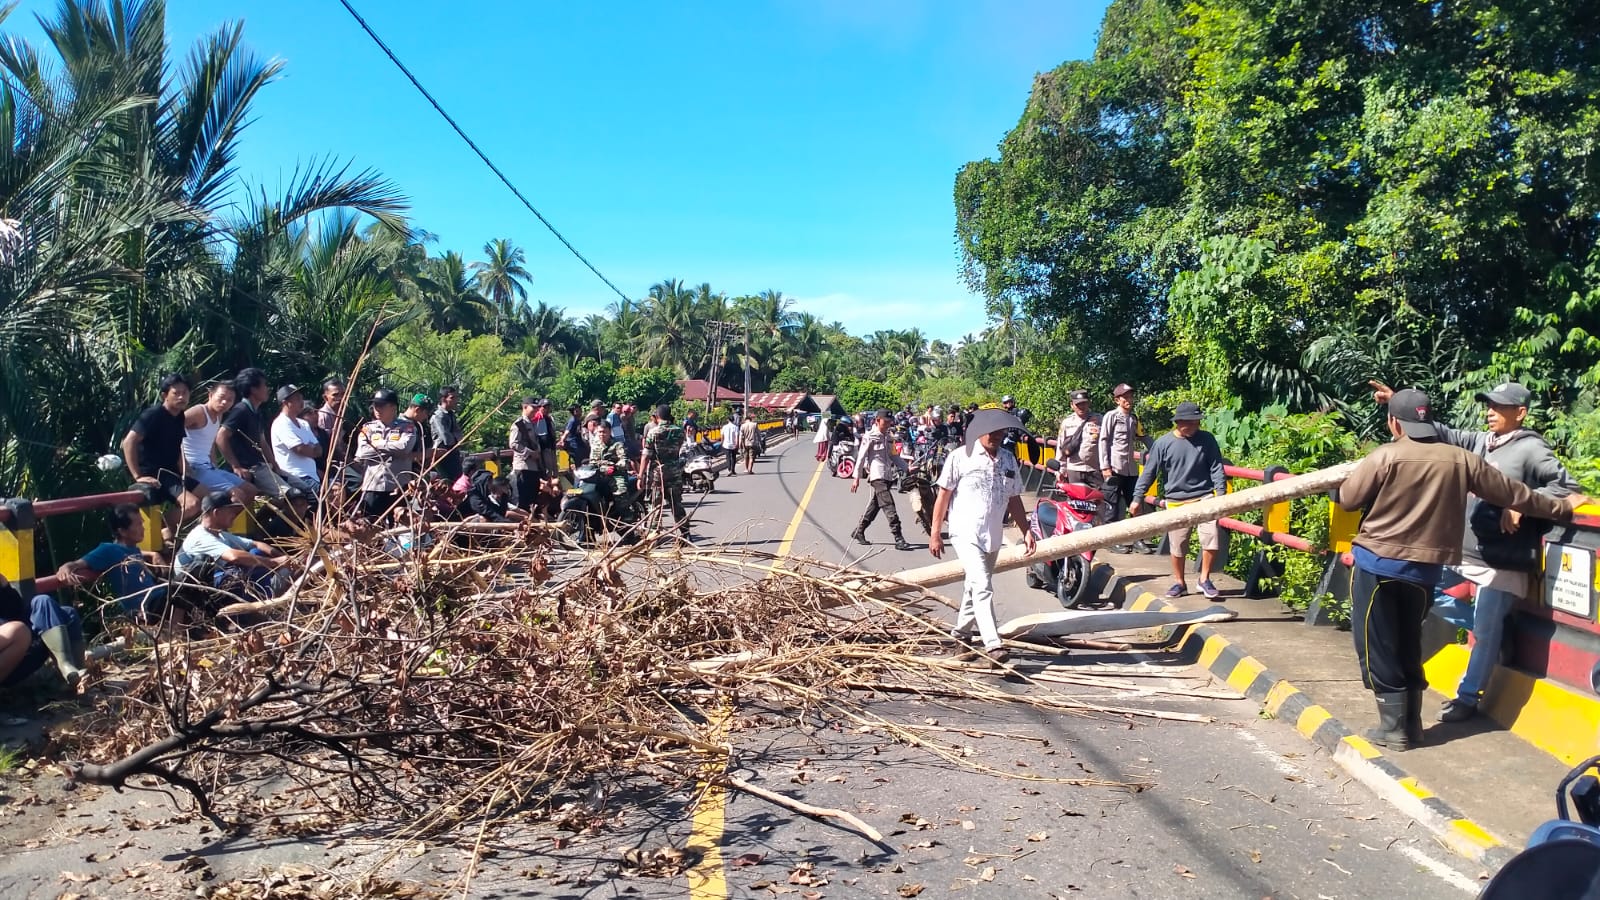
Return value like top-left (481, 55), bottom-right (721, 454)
top-left (335, 0), bottom-right (633, 305)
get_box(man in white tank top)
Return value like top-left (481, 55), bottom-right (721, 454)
top-left (182, 382), bottom-right (255, 502)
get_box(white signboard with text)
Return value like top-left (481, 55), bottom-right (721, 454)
top-left (1544, 542), bottom-right (1596, 619)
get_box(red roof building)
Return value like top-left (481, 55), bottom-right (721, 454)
top-left (744, 392), bottom-right (814, 412)
top-left (677, 379), bottom-right (743, 403)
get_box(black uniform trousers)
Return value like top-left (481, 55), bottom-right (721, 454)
top-left (511, 469), bottom-right (544, 512)
top-left (1349, 564), bottom-right (1431, 694)
top-left (1102, 473), bottom-right (1140, 521)
top-left (856, 478), bottom-right (904, 537)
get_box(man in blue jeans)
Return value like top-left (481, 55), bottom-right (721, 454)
top-left (1372, 380), bottom-right (1580, 722)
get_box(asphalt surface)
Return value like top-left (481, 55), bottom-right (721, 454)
top-left (0, 436), bottom-right (1490, 899)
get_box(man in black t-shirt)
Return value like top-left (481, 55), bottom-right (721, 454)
top-left (218, 367), bottom-right (288, 498)
top-left (120, 373), bottom-right (201, 536)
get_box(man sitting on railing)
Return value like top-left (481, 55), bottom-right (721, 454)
top-left (121, 373), bottom-right (204, 543)
top-left (55, 504), bottom-right (170, 626)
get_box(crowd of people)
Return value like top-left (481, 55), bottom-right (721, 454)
top-left (0, 370), bottom-right (773, 693)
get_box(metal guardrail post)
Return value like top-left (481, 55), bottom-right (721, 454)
top-left (0, 498), bottom-right (37, 595)
top-left (130, 482), bottom-right (167, 552)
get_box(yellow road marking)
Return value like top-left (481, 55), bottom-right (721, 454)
top-left (687, 455), bottom-right (825, 898)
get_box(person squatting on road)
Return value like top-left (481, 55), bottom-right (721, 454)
top-left (851, 410), bottom-right (912, 551)
top-left (640, 404), bottom-right (689, 531)
top-left (1132, 401), bottom-right (1227, 600)
top-left (1335, 388), bottom-right (1587, 751)
top-left (929, 408), bottom-right (1037, 667)
top-left (1055, 389), bottom-right (1102, 486)
top-left (1367, 380), bottom-right (1583, 725)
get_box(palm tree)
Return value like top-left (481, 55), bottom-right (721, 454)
top-left (416, 251), bottom-right (492, 333)
top-left (470, 237), bottom-right (531, 336)
top-left (639, 278), bottom-right (699, 375)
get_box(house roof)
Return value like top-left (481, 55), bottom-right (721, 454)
top-left (745, 392), bottom-right (815, 412)
top-left (677, 379), bottom-right (743, 402)
top-left (811, 394), bottom-right (846, 415)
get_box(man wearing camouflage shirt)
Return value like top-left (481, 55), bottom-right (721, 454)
top-left (639, 404), bottom-right (689, 532)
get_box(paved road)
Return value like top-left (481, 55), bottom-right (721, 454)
top-left (649, 435), bottom-right (1487, 899)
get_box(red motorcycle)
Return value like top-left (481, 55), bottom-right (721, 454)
top-left (1025, 459), bottom-right (1109, 608)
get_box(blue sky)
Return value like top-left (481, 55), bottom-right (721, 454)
top-left (10, 0), bottom-right (1108, 342)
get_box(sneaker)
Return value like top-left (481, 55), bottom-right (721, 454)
top-left (1164, 583), bottom-right (1186, 599)
top-left (851, 530), bottom-right (869, 546)
top-left (1438, 699), bottom-right (1478, 723)
top-left (1198, 579), bottom-right (1220, 600)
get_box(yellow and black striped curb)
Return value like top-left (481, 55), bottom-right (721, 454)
top-left (1095, 565), bottom-right (1515, 867)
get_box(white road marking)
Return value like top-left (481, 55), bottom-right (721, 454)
top-left (1233, 723), bottom-right (1303, 776)
top-left (1398, 845), bottom-right (1481, 894)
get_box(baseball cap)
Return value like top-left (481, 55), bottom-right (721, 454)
top-left (1388, 388), bottom-right (1439, 440)
top-left (201, 490), bottom-right (242, 513)
top-left (371, 388), bottom-right (399, 406)
top-left (409, 393), bottom-right (434, 408)
top-left (1000, 395), bottom-right (1016, 404)
top-left (1112, 383), bottom-right (1135, 397)
top-left (1173, 401), bottom-right (1203, 422)
top-left (1070, 389), bottom-right (1090, 403)
top-left (1474, 382), bottom-right (1533, 407)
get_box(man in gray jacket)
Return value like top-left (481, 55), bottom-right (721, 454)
top-left (1132, 401), bottom-right (1227, 599)
top-left (1370, 380), bottom-right (1580, 723)
top-left (851, 410), bottom-right (911, 551)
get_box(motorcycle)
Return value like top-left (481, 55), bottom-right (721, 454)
top-left (1025, 459), bottom-right (1111, 609)
top-left (829, 437), bottom-right (858, 478)
top-left (1478, 754), bottom-right (1600, 898)
top-left (896, 442), bottom-right (947, 534)
top-left (559, 462), bottom-right (644, 543)
top-left (682, 447), bottom-right (720, 493)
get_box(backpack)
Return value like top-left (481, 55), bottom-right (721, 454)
top-left (1469, 499), bottom-right (1554, 572)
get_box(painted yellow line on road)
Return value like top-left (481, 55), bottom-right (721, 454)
top-left (686, 455), bottom-right (825, 898)
top-left (775, 459), bottom-right (827, 561)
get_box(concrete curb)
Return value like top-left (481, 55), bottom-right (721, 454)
top-left (1096, 565), bottom-right (1516, 868)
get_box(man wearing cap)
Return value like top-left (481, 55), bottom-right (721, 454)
top-left (1369, 380), bottom-right (1582, 724)
top-left (1054, 390), bottom-right (1102, 486)
top-left (177, 491), bottom-right (290, 602)
top-left (851, 410), bottom-right (912, 551)
top-left (1132, 401), bottom-right (1227, 600)
top-left (508, 398), bottom-right (547, 513)
top-left (1099, 384), bottom-right (1149, 539)
top-left (270, 384), bottom-right (322, 494)
top-left (1337, 388), bottom-right (1588, 750)
top-left (432, 387), bottom-right (466, 482)
top-left (929, 408), bottom-right (1036, 666)
top-left (354, 389), bottom-right (420, 521)
top-left (640, 404), bottom-right (688, 530)
top-left (403, 394), bottom-right (436, 474)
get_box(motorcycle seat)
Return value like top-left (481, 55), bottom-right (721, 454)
top-left (1058, 482), bottom-right (1105, 503)
top-left (1478, 834), bottom-right (1600, 899)
top-left (1035, 502), bottom-right (1060, 536)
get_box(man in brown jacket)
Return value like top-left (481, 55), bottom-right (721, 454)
top-left (1336, 388), bottom-right (1588, 750)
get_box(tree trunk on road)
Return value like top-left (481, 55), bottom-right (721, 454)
top-left (876, 461), bottom-right (1359, 595)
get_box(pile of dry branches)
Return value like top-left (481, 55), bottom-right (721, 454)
top-left (53, 515), bottom-right (1199, 843)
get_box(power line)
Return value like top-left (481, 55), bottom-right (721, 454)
top-left (335, 0), bottom-right (633, 306)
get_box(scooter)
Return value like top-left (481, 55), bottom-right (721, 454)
top-left (896, 443), bottom-right (946, 534)
top-left (683, 449), bottom-right (719, 493)
top-left (1478, 754), bottom-right (1600, 898)
top-left (1025, 459), bottom-right (1111, 609)
top-left (829, 437), bottom-right (858, 478)
top-left (559, 462), bottom-right (644, 544)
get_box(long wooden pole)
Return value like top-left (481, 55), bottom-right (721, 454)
top-left (875, 460), bottom-right (1359, 594)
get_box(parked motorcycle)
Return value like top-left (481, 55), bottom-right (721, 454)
top-left (896, 443), bottom-right (947, 534)
top-left (559, 462), bottom-right (644, 543)
top-left (1478, 754), bottom-right (1600, 898)
top-left (1025, 459), bottom-right (1111, 609)
top-left (829, 437), bottom-right (858, 478)
top-left (683, 448), bottom-right (719, 493)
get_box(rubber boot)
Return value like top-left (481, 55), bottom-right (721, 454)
top-left (1364, 691), bottom-right (1410, 751)
top-left (851, 528), bottom-right (869, 546)
top-left (893, 531), bottom-right (912, 552)
top-left (40, 625), bottom-right (85, 689)
top-left (1405, 688), bottom-right (1425, 746)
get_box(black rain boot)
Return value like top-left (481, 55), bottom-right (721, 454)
top-left (893, 531), bottom-right (912, 551)
top-left (1365, 691), bottom-right (1411, 751)
top-left (851, 528), bottom-right (869, 546)
top-left (1405, 688), bottom-right (1425, 746)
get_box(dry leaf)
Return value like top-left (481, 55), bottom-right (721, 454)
top-left (1174, 864), bottom-right (1196, 879)
top-left (980, 866), bottom-right (997, 882)
top-left (730, 852), bottom-right (765, 867)
top-left (1027, 831), bottom-right (1049, 842)
top-left (897, 884), bottom-right (925, 897)
top-left (960, 820), bottom-right (976, 831)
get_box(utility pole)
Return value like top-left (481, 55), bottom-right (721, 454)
top-left (743, 322), bottom-right (752, 416)
top-left (703, 320), bottom-right (736, 414)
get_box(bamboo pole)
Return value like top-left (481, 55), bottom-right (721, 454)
top-left (875, 460), bottom-right (1358, 595)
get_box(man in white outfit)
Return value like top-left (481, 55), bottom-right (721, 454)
top-left (929, 407), bottom-right (1036, 666)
